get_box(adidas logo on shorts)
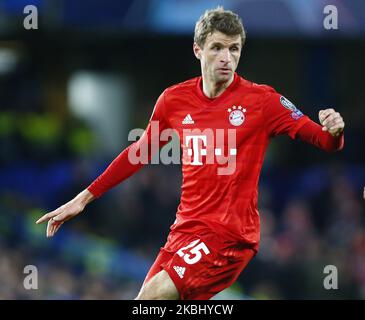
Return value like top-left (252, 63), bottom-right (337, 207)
top-left (173, 266), bottom-right (186, 279)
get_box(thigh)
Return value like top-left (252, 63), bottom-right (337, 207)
top-left (136, 269), bottom-right (179, 300)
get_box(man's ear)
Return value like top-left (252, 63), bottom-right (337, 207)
top-left (193, 42), bottom-right (202, 60)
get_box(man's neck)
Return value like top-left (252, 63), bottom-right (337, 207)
top-left (202, 74), bottom-right (234, 99)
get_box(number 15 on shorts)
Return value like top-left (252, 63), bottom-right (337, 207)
top-left (177, 239), bottom-right (210, 265)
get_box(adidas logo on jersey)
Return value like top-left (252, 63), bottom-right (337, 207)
top-left (182, 114), bottom-right (194, 125)
top-left (173, 266), bottom-right (186, 279)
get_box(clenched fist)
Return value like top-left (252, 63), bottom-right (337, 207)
top-left (318, 108), bottom-right (345, 137)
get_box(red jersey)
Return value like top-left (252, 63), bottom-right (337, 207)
top-left (88, 73), bottom-right (344, 250)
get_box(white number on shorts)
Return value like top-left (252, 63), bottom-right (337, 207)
top-left (176, 239), bottom-right (210, 265)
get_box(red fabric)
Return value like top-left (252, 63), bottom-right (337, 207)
top-left (143, 231), bottom-right (256, 300)
top-left (296, 120), bottom-right (344, 152)
top-left (87, 73), bottom-right (344, 249)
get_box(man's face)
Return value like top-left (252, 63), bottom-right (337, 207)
top-left (194, 31), bottom-right (242, 84)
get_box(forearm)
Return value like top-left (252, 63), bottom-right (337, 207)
top-left (296, 120), bottom-right (344, 152)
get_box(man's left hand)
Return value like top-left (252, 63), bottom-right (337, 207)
top-left (319, 108), bottom-right (345, 137)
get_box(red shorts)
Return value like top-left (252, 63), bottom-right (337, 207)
top-left (143, 231), bottom-right (256, 300)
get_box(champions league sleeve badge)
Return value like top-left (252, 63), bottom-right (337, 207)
top-left (228, 106), bottom-right (246, 126)
top-left (280, 96), bottom-right (304, 120)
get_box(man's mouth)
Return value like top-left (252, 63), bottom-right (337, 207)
top-left (217, 68), bottom-right (231, 73)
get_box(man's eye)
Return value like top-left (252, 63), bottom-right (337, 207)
top-left (230, 47), bottom-right (238, 52)
top-left (212, 46), bottom-right (220, 51)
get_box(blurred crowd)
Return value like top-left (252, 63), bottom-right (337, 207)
top-left (248, 170), bottom-right (365, 299)
top-left (0, 109), bottom-right (364, 299)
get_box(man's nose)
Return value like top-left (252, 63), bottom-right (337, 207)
top-left (220, 48), bottom-right (232, 63)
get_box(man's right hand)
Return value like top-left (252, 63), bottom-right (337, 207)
top-left (36, 189), bottom-right (95, 237)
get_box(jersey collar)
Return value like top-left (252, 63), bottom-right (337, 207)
top-left (195, 72), bottom-right (240, 104)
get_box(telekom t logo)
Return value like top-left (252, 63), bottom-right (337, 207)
top-left (184, 129), bottom-right (237, 175)
top-left (185, 135), bottom-right (207, 165)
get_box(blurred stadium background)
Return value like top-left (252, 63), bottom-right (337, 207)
top-left (0, 0), bottom-right (365, 299)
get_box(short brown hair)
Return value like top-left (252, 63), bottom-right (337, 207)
top-left (194, 7), bottom-right (246, 48)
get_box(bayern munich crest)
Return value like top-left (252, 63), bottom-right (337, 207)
top-left (227, 106), bottom-right (246, 126)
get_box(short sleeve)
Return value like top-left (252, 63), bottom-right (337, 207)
top-left (262, 91), bottom-right (310, 139)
